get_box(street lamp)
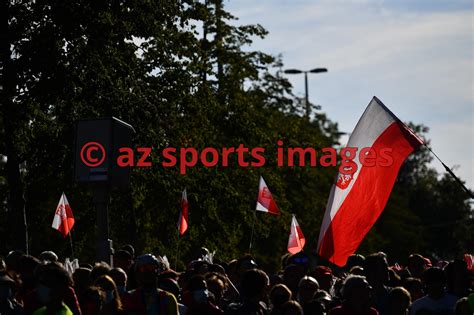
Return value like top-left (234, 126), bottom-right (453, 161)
top-left (284, 67), bottom-right (328, 117)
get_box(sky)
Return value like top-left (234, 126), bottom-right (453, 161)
top-left (226, 0), bottom-right (473, 191)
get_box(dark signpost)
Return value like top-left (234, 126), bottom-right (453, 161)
top-left (74, 117), bottom-right (135, 264)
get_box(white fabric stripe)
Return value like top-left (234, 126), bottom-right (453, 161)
top-left (255, 176), bottom-right (267, 211)
top-left (52, 215), bottom-right (61, 229)
top-left (293, 215), bottom-right (300, 240)
top-left (62, 193), bottom-right (70, 209)
top-left (259, 177), bottom-right (265, 190)
top-left (52, 193), bottom-right (67, 229)
top-left (256, 201), bottom-right (268, 212)
top-left (291, 214), bottom-right (296, 235)
top-left (317, 97), bottom-right (397, 248)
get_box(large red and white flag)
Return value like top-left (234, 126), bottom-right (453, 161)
top-left (52, 192), bottom-right (75, 238)
top-left (256, 176), bottom-right (280, 215)
top-left (288, 214), bottom-right (305, 254)
top-left (178, 188), bottom-right (189, 235)
top-left (317, 97), bottom-right (423, 266)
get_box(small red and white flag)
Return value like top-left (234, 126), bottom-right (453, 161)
top-left (317, 97), bottom-right (423, 266)
top-left (256, 176), bottom-right (280, 215)
top-left (178, 188), bottom-right (189, 235)
top-left (52, 192), bottom-right (75, 238)
top-left (464, 254), bottom-right (474, 271)
top-left (288, 214), bottom-right (305, 254)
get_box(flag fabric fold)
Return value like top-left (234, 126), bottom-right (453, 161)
top-left (256, 176), bottom-right (280, 215)
top-left (464, 254), bottom-right (474, 271)
top-left (317, 97), bottom-right (423, 266)
top-left (178, 188), bottom-right (189, 235)
top-left (52, 192), bottom-right (75, 238)
top-left (288, 214), bottom-right (305, 254)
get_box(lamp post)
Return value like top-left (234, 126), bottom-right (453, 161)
top-left (284, 68), bottom-right (327, 117)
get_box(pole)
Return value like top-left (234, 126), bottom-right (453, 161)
top-left (93, 182), bottom-right (113, 264)
top-left (424, 145), bottom-right (473, 199)
top-left (397, 119), bottom-right (473, 199)
top-left (248, 210), bottom-right (257, 254)
top-left (68, 231), bottom-right (75, 258)
top-left (304, 71), bottom-right (309, 117)
top-left (23, 192), bottom-right (29, 255)
top-left (175, 229), bottom-right (180, 270)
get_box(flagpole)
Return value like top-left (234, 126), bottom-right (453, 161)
top-left (397, 119), bottom-right (473, 199)
top-left (68, 231), bottom-right (75, 258)
top-left (23, 192), bottom-right (29, 255)
top-left (175, 229), bottom-right (180, 270)
top-left (248, 209), bottom-right (257, 254)
top-left (424, 145), bottom-right (473, 199)
top-left (249, 177), bottom-right (261, 254)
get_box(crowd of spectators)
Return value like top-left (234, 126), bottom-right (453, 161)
top-left (1, 246), bottom-right (473, 315)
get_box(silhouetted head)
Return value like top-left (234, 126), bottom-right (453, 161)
top-left (407, 254), bottom-right (426, 279)
top-left (364, 253), bottom-right (389, 287)
top-left (297, 276), bottom-right (319, 304)
top-left (388, 286), bottom-right (411, 315)
top-left (134, 254), bottom-right (161, 289)
top-left (341, 275), bottom-right (372, 311)
top-left (35, 263), bottom-right (72, 307)
top-left (240, 269), bottom-right (269, 301)
top-left (422, 267), bottom-right (446, 300)
top-left (269, 283), bottom-right (292, 309)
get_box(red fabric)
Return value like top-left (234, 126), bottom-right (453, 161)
top-left (256, 177), bottom-right (280, 215)
top-left (178, 189), bottom-right (189, 235)
top-left (288, 215), bottom-right (305, 254)
top-left (318, 121), bottom-right (422, 266)
top-left (52, 193), bottom-right (75, 238)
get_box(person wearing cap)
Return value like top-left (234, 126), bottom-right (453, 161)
top-left (122, 254), bottom-right (178, 315)
top-left (297, 276), bottom-right (319, 306)
top-left (311, 266), bottom-right (334, 293)
top-left (39, 251), bottom-right (59, 263)
top-left (312, 290), bottom-right (332, 313)
top-left (0, 270), bottom-right (25, 315)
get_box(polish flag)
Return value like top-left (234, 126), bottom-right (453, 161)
top-left (52, 192), bottom-right (75, 238)
top-left (178, 188), bottom-right (189, 235)
top-left (464, 254), bottom-right (474, 271)
top-left (256, 176), bottom-right (280, 215)
top-left (317, 97), bottom-right (423, 266)
top-left (288, 214), bottom-right (305, 254)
